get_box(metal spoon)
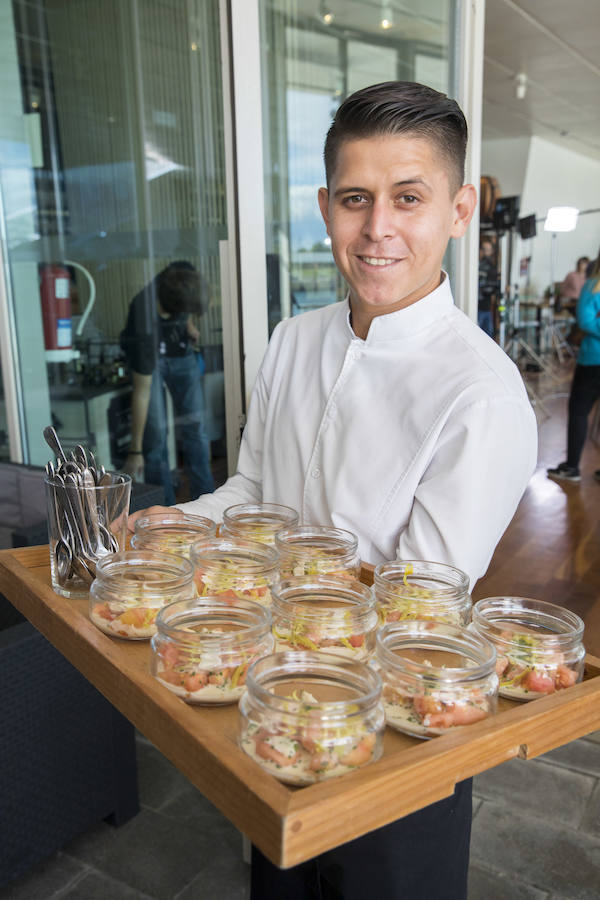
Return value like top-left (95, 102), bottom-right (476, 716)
top-left (49, 485), bottom-right (74, 585)
top-left (74, 445), bottom-right (88, 468)
top-left (81, 467), bottom-right (118, 554)
top-left (43, 425), bottom-right (68, 467)
top-left (50, 471), bottom-right (96, 584)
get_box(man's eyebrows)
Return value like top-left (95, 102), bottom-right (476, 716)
top-left (333, 177), bottom-right (428, 197)
top-left (394, 177), bottom-right (427, 187)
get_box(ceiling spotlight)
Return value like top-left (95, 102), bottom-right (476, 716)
top-left (515, 72), bottom-right (527, 100)
top-left (319, 2), bottom-right (334, 25)
top-left (380, 3), bottom-right (393, 29)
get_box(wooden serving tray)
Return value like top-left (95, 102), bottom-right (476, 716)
top-left (1, 545), bottom-right (599, 868)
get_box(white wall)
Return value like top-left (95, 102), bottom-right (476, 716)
top-left (481, 135), bottom-right (600, 296)
top-left (481, 137), bottom-right (531, 198)
top-left (520, 137), bottom-right (600, 295)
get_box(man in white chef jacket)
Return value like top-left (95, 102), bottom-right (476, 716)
top-left (131, 82), bottom-right (537, 899)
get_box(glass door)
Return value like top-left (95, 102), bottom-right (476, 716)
top-left (259, 0), bottom-right (457, 332)
top-left (0, 0), bottom-right (239, 503)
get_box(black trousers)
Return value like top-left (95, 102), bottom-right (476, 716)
top-left (251, 779), bottom-right (472, 900)
top-left (567, 364), bottom-right (600, 468)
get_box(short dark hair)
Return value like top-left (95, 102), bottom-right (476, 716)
top-left (323, 81), bottom-right (468, 193)
top-left (157, 262), bottom-right (208, 316)
top-left (576, 256), bottom-right (589, 268)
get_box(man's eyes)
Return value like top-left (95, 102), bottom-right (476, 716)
top-left (340, 193), bottom-right (420, 207)
top-left (341, 194), bottom-right (367, 206)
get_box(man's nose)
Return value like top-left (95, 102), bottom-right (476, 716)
top-left (361, 198), bottom-right (395, 241)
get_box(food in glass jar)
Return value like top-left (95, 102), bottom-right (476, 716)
top-left (374, 561), bottom-right (471, 627)
top-left (271, 577), bottom-right (377, 660)
top-left (221, 502), bottom-right (299, 545)
top-left (132, 512), bottom-right (217, 558)
top-left (89, 551), bottom-right (195, 640)
top-left (472, 597), bottom-right (585, 701)
top-left (151, 597), bottom-right (273, 705)
top-left (239, 651), bottom-right (384, 785)
top-left (190, 537), bottom-right (279, 607)
top-left (92, 600), bottom-right (159, 638)
top-left (375, 621), bottom-right (498, 739)
top-left (275, 526), bottom-right (360, 580)
top-left (494, 633), bottom-right (579, 698)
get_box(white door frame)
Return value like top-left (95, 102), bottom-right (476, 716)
top-left (228, 0), bottom-right (269, 408)
top-left (0, 208), bottom-right (23, 462)
top-left (454, 0), bottom-right (486, 320)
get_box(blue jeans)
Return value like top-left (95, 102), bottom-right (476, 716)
top-left (143, 352), bottom-right (214, 505)
top-left (478, 309), bottom-right (494, 337)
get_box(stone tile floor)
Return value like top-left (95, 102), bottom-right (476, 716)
top-left (2, 731), bottom-right (598, 899)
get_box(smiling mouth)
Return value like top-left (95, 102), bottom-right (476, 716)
top-left (359, 256), bottom-right (398, 267)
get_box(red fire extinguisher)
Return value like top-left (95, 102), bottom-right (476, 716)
top-left (40, 264), bottom-right (72, 350)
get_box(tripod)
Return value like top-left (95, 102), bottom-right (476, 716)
top-left (498, 230), bottom-right (559, 416)
top-left (501, 291), bottom-right (556, 417)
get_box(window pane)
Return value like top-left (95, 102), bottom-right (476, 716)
top-left (261, 0), bottom-right (456, 331)
top-left (0, 0), bottom-right (232, 504)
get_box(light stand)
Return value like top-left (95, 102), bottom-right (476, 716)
top-left (499, 227), bottom-right (560, 406)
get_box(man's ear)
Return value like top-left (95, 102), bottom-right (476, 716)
top-left (450, 184), bottom-right (477, 238)
top-left (318, 187), bottom-right (331, 235)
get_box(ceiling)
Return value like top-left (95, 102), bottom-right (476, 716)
top-left (483, 0), bottom-right (600, 161)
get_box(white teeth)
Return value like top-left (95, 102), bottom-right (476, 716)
top-left (361, 256), bottom-right (396, 267)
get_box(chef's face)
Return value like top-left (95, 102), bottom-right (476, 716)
top-left (318, 134), bottom-right (476, 321)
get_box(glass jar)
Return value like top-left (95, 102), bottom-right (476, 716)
top-left (190, 536), bottom-right (280, 606)
top-left (221, 502), bottom-right (299, 545)
top-left (271, 577), bottom-right (378, 661)
top-left (275, 525), bottom-right (360, 579)
top-left (131, 512), bottom-right (216, 558)
top-left (239, 651), bottom-right (384, 785)
top-left (374, 560), bottom-right (471, 626)
top-left (375, 621), bottom-right (498, 739)
top-left (472, 597), bottom-right (585, 701)
top-left (150, 596), bottom-right (273, 705)
top-left (89, 551), bottom-right (195, 640)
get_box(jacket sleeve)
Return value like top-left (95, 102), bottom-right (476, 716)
top-left (577, 282), bottom-right (600, 337)
top-left (397, 394), bottom-right (538, 589)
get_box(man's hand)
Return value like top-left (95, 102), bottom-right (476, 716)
top-left (127, 504), bottom-right (182, 533)
top-left (187, 318), bottom-right (200, 342)
top-left (121, 452), bottom-right (145, 482)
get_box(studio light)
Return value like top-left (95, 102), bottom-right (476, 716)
top-left (543, 207), bottom-right (579, 233)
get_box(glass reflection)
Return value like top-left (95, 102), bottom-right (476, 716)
top-left (261, 0), bottom-right (455, 332)
top-left (0, 0), bottom-right (229, 502)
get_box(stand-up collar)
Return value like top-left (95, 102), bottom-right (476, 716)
top-left (344, 273), bottom-right (454, 344)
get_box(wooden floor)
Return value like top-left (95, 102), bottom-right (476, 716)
top-left (473, 355), bottom-right (600, 649)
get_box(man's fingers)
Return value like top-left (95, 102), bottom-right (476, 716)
top-left (127, 505), bottom-right (180, 532)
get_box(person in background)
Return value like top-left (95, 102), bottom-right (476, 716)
top-left (477, 237), bottom-right (500, 337)
top-left (586, 248), bottom-right (599, 279)
top-left (548, 253), bottom-right (600, 484)
top-left (120, 261), bottom-right (214, 504)
top-left (129, 82), bottom-right (537, 899)
top-left (560, 256), bottom-right (590, 312)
